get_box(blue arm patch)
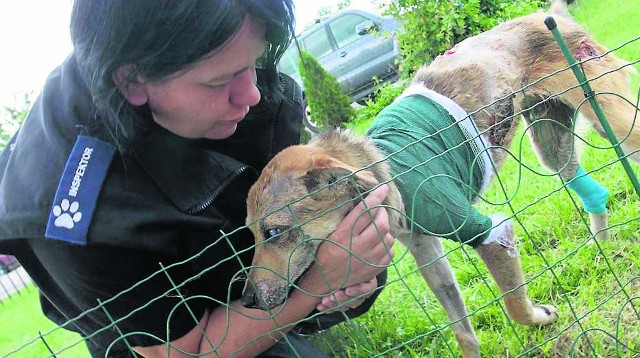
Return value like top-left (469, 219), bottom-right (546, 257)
top-left (45, 135), bottom-right (115, 245)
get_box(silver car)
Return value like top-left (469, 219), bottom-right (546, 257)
top-left (278, 8), bottom-right (402, 132)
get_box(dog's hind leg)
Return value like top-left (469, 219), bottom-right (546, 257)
top-left (401, 233), bottom-right (480, 358)
top-left (571, 63), bottom-right (640, 164)
top-left (474, 216), bottom-right (558, 326)
top-left (524, 98), bottom-right (609, 239)
top-left (531, 33), bottom-right (640, 163)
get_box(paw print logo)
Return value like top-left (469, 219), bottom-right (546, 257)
top-left (53, 199), bottom-right (83, 229)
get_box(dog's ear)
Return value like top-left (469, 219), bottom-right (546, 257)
top-left (303, 153), bottom-right (379, 196)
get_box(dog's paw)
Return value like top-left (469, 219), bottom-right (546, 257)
top-left (532, 304), bottom-right (559, 325)
top-left (589, 212), bottom-right (609, 240)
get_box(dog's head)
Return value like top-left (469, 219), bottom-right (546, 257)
top-left (241, 144), bottom-right (378, 310)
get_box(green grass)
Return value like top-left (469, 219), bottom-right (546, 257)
top-left (572, 0), bottom-right (640, 89)
top-left (0, 285), bottom-right (89, 357)
top-left (311, 1), bottom-right (640, 357)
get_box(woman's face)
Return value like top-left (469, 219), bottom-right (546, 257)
top-left (133, 18), bottom-right (266, 140)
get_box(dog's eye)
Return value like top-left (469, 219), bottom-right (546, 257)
top-left (264, 227), bottom-right (284, 240)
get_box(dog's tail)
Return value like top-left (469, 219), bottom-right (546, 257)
top-left (550, 0), bottom-right (574, 18)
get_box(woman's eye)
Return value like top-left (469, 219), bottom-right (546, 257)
top-left (207, 82), bottom-right (228, 89)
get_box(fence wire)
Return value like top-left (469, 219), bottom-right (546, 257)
top-left (2, 26), bottom-right (640, 358)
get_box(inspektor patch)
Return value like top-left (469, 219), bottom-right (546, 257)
top-left (46, 135), bottom-right (115, 245)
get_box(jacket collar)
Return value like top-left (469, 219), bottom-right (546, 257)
top-left (131, 123), bottom-right (252, 214)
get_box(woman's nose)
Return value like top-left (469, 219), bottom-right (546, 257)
top-left (229, 68), bottom-right (261, 107)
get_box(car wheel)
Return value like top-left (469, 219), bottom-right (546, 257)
top-left (302, 98), bottom-right (320, 134)
top-left (355, 98), bottom-right (369, 106)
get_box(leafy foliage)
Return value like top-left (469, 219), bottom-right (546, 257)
top-left (0, 93), bottom-right (32, 150)
top-left (350, 81), bottom-right (407, 134)
top-left (299, 51), bottom-right (355, 130)
top-left (384, 0), bottom-right (548, 74)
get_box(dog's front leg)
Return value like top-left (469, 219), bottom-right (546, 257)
top-left (474, 215), bottom-right (558, 326)
top-left (400, 232), bottom-right (480, 358)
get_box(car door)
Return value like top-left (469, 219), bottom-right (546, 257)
top-left (326, 11), bottom-right (398, 98)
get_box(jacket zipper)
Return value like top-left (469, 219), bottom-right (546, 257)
top-left (187, 166), bottom-right (250, 215)
top-left (267, 75), bottom-right (286, 158)
top-left (268, 101), bottom-right (283, 159)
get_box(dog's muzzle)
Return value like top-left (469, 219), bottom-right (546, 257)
top-left (241, 283), bottom-right (260, 309)
top-left (241, 279), bottom-right (288, 310)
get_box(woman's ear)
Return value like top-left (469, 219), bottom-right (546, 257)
top-left (113, 65), bottom-right (148, 106)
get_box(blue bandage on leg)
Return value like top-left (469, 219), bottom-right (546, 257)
top-left (566, 167), bottom-right (610, 214)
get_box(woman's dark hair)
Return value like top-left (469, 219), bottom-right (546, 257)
top-left (70, 0), bottom-right (295, 151)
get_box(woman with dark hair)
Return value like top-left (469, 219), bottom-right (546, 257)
top-left (0, 1), bottom-right (394, 357)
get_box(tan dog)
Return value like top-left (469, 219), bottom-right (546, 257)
top-left (241, 1), bottom-right (639, 357)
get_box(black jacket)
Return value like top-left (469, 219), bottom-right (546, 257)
top-left (0, 55), bottom-right (303, 356)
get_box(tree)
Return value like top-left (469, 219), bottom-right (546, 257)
top-left (318, 6), bottom-right (332, 17)
top-left (298, 52), bottom-right (355, 130)
top-left (337, 0), bottom-right (352, 10)
top-left (383, 0), bottom-right (546, 74)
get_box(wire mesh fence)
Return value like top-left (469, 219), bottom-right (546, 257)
top-left (2, 19), bottom-right (640, 358)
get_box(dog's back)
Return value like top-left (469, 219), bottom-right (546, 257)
top-left (415, 0), bottom-right (585, 109)
top-left (413, 0), bottom-right (639, 166)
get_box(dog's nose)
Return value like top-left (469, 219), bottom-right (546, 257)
top-left (241, 284), bottom-right (258, 308)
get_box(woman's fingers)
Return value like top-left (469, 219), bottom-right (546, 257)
top-left (344, 278), bottom-right (378, 298)
top-left (335, 184), bottom-right (389, 237)
top-left (316, 183), bottom-right (394, 291)
top-left (316, 278), bottom-right (378, 312)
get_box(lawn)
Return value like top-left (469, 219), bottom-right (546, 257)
top-left (0, 285), bottom-right (89, 357)
top-left (0, 0), bottom-right (638, 357)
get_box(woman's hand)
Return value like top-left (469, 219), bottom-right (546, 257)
top-left (310, 184), bottom-right (395, 298)
top-left (316, 277), bottom-right (379, 312)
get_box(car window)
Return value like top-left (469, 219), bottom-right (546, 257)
top-left (278, 46), bottom-right (300, 76)
top-left (328, 13), bottom-right (368, 49)
top-left (302, 28), bottom-right (333, 58)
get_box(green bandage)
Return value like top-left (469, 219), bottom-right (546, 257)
top-left (566, 167), bottom-right (609, 214)
top-left (367, 95), bottom-right (491, 247)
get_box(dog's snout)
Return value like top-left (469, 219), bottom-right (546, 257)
top-left (241, 284), bottom-right (258, 308)
top-left (240, 278), bottom-right (288, 310)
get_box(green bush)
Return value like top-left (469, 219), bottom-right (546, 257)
top-left (299, 127), bottom-right (312, 144)
top-left (349, 81), bottom-right (407, 134)
top-left (299, 51), bottom-right (355, 130)
top-left (385, 0), bottom-right (547, 75)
